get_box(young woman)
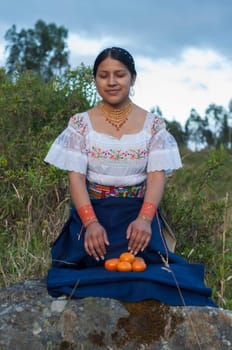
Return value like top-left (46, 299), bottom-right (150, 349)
top-left (44, 47), bottom-right (216, 306)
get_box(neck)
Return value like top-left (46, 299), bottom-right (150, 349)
top-left (101, 98), bottom-right (131, 109)
top-left (99, 99), bottom-right (133, 131)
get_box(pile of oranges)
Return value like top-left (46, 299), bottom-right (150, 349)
top-left (104, 252), bottom-right (147, 272)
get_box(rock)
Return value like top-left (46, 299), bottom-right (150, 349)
top-left (0, 279), bottom-right (231, 349)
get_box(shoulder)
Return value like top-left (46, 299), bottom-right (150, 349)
top-left (146, 112), bottom-right (166, 135)
top-left (68, 112), bottom-right (89, 135)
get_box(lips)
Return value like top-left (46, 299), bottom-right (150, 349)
top-left (106, 89), bottom-right (120, 94)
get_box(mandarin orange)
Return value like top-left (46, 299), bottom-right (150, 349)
top-left (117, 261), bottom-right (132, 272)
top-left (132, 259), bottom-right (147, 272)
top-left (104, 258), bottom-right (119, 271)
top-left (134, 257), bottom-right (145, 262)
top-left (119, 252), bottom-right (135, 264)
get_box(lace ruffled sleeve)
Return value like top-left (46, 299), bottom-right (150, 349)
top-left (44, 113), bottom-right (88, 173)
top-left (147, 114), bottom-right (182, 173)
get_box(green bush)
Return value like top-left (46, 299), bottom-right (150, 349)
top-left (162, 147), bottom-right (232, 308)
top-left (0, 68), bottom-right (231, 309)
top-left (0, 65), bottom-right (95, 284)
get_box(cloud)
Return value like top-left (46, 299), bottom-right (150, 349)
top-left (180, 48), bottom-right (230, 70)
top-left (0, 1), bottom-right (231, 126)
top-left (1, 0), bottom-right (232, 61)
top-left (1, 27), bottom-right (231, 127)
top-left (67, 32), bottom-right (130, 66)
top-left (68, 33), bottom-right (106, 56)
top-left (133, 48), bottom-right (232, 124)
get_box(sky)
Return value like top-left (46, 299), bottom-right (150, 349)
top-left (0, 0), bottom-right (232, 126)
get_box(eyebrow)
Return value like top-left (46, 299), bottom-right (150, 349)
top-left (97, 69), bottom-right (127, 73)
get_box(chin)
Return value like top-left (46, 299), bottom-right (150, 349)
top-left (103, 96), bottom-right (129, 106)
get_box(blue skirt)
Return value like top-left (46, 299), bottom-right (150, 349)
top-left (47, 197), bottom-right (216, 307)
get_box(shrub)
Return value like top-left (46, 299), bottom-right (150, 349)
top-left (0, 68), bottom-right (231, 309)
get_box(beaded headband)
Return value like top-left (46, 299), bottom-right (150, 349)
top-left (93, 47), bottom-right (136, 77)
top-left (101, 47), bottom-right (136, 74)
top-left (111, 47), bottom-right (134, 63)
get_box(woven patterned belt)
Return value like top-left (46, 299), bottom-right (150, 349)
top-left (87, 181), bottom-right (146, 199)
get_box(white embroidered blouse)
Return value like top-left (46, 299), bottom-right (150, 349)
top-left (44, 111), bottom-right (182, 186)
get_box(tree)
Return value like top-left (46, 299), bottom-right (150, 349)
top-left (204, 104), bottom-right (231, 149)
top-left (150, 105), bottom-right (187, 147)
top-left (185, 109), bottom-right (207, 150)
top-left (165, 120), bottom-right (187, 147)
top-left (185, 104), bottom-right (232, 150)
top-left (4, 20), bottom-right (70, 81)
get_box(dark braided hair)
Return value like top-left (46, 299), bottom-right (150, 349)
top-left (93, 47), bottom-right (137, 78)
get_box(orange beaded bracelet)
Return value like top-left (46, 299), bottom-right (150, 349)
top-left (77, 204), bottom-right (98, 228)
top-left (138, 201), bottom-right (157, 222)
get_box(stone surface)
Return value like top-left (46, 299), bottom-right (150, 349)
top-left (0, 279), bottom-right (231, 350)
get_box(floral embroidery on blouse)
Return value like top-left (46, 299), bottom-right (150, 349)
top-left (69, 114), bottom-right (88, 135)
top-left (85, 146), bottom-right (148, 160)
top-left (150, 115), bottom-right (166, 135)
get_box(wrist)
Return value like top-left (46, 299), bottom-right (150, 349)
top-left (138, 214), bottom-right (152, 223)
top-left (138, 201), bottom-right (157, 222)
top-left (85, 218), bottom-right (99, 228)
top-left (77, 204), bottom-right (97, 228)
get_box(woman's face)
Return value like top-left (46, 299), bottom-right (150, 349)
top-left (94, 56), bottom-right (135, 106)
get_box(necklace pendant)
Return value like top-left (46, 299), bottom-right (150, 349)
top-left (99, 100), bottom-right (132, 131)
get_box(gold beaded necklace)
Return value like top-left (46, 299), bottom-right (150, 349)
top-left (99, 100), bottom-right (132, 131)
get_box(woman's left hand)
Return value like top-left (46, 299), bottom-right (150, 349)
top-left (126, 217), bottom-right (152, 254)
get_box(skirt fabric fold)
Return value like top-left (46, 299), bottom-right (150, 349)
top-left (47, 197), bottom-right (216, 307)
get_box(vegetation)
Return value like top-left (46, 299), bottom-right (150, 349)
top-left (185, 104), bottom-right (232, 150)
top-left (152, 104), bottom-right (232, 151)
top-left (0, 20), bottom-right (231, 309)
top-left (4, 20), bottom-right (70, 80)
top-left (0, 67), bottom-right (231, 310)
top-left (0, 65), bottom-right (96, 286)
top-left (162, 147), bottom-right (232, 308)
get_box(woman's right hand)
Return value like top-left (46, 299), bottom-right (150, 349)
top-left (84, 221), bottom-right (109, 261)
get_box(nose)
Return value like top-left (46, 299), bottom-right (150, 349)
top-left (108, 74), bottom-right (117, 86)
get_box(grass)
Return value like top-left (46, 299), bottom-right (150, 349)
top-left (0, 147), bottom-right (231, 309)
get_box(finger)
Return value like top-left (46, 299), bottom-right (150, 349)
top-left (91, 238), bottom-right (104, 260)
top-left (126, 223), bottom-right (132, 239)
top-left (103, 231), bottom-right (110, 246)
top-left (84, 239), bottom-right (100, 261)
top-left (84, 239), bottom-right (92, 256)
top-left (129, 232), bottom-right (149, 254)
top-left (84, 229), bottom-right (108, 260)
top-left (130, 240), bottom-right (143, 255)
top-left (141, 235), bottom-right (151, 252)
top-left (128, 230), bottom-right (139, 250)
top-left (91, 231), bottom-right (109, 259)
top-left (96, 237), bottom-right (107, 258)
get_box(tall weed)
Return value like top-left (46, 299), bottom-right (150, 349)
top-left (0, 69), bottom-right (231, 309)
top-left (162, 147), bottom-right (232, 308)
